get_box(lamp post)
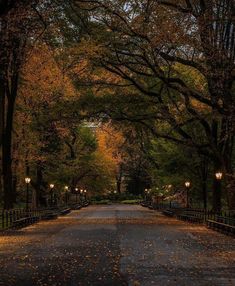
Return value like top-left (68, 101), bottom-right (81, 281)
top-left (144, 188), bottom-right (148, 202)
top-left (65, 186), bottom-right (69, 205)
top-left (75, 188), bottom-right (78, 203)
top-left (168, 185), bottom-right (172, 208)
top-left (25, 177), bottom-right (31, 211)
top-left (80, 189), bottom-right (84, 203)
top-left (84, 189), bottom-right (87, 201)
top-left (215, 172), bottom-right (223, 180)
top-left (185, 181), bottom-right (191, 208)
top-left (214, 171), bottom-right (223, 211)
top-left (49, 184), bottom-right (55, 207)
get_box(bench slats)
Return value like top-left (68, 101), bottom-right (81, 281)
top-left (12, 216), bottom-right (39, 229)
top-left (207, 219), bottom-right (235, 236)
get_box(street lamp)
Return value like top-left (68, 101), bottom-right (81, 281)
top-left (185, 181), bottom-right (191, 188)
top-left (185, 181), bottom-right (191, 208)
top-left (84, 189), bottom-right (87, 200)
top-left (75, 187), bottom-right (78, 203)
top-left (25, 177), bottom-right (31, 211)
top-left (215, 172), bottom-right (223, 180)
top-left (80, 189), bottom-right (84, 203)
top-left (49, 184), bottom-right (55, 207)
top-left (144, 188), bottom-right (148, 201)
top-left (65, 186), bottom-right (69, 205)
top-left (214, 172), bottom-right (223, 211)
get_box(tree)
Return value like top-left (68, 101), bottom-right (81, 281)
top-left (95, 123), bottom-right (126, 193)
top-left (71, 0), bottom-right (235, 210)
top-left (14, 42), bottom-right (122, 203)
top-left (13, 41), bottom-right (76, 206)
top-left (0, 0), bottom-right (53, 208)
top-left (0, 0), bottom-right (83, 208)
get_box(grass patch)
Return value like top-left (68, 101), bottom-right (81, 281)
top-left (120, 199), bottom-right (141, 204)
top-left (91, 199), bottom-right (141, 205)
top-left (91, 200), bottom-right (111, 205)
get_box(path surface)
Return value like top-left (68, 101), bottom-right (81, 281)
top-left (0, 204), bottom-right (234, 286)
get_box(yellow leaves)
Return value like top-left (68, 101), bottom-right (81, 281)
top-left (79, 38), bottom-right (105, 58)
top-left (173, 63), bottom-right (207, 94)
top-left (65, 38), bottom-right (124, 97)
top-left (170, 63), bottom-right (210, 113)
top-left (21, 43), bottom-right (77, 103)
top-left (96, 123), bottom-right (125, 167)
top-left (14, 42), bottom-right (80, 174)
top-left (89, 123), bottom-right (126, 187)
top-left (71, 59), bottom-right (89, 79)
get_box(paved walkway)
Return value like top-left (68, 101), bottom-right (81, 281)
top-left (0, 204), bottom-right (234, 286)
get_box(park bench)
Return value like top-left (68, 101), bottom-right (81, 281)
top-left (140, 202), bottom-right (147, 207)
top-left (177, 212), bottom-right (204, 224)
top-left (181, 214), bottom-right (203, 223)
top-left (41, 211), bottom-right (58, 220)
top-left (207, 217), bottom-right (235, 237)
top-left (162, 209), bottom-right (174, 217)
top-left (60, 208), bottom-right (71, 215)
top-left (12, 216), bottom-right (39, 229)
top-left (140, 202), bottom-right (151, 208)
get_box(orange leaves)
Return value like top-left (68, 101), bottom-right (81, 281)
top-left (96, 123), bottom-right (125, 167)
top-left (21, 43), bottom-right (77, 104)
top-left (13, 42), bottom-right (80, 171)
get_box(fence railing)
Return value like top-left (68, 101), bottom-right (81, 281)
top-left (141, 201), bottom-right (235, 227)
top-left (0, 202), bottom-right (87, 231)
top-left (0, 208), bottom-right (51, 230)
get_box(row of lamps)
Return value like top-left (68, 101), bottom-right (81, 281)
top-left (24, 177), bottom-right (87, 209)
top-left (144, 171), bottom-right (223, 208)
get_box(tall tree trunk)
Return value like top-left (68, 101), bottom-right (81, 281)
top-left (211, 132), bottom-right (235, 211)
top-left (202, 179), bottom-right (207, 209)
top-left (2, 67), bottom-right (18, 209)
top-left (0, 76), bottom-right (5, 202)
top-left (226, 174), bottom-right (235, 210)
top-left (116, 165), bottom-right (123, 194)
top-left (2, 95), bottom-right (16, 209)
top-left (200, 156), bottom-right (208, 209)
top-left (116, 179), bottom-right (121, 194)
top-left (219, 115), bottom-right (234, 209)
top-left (36, 162), bottom-right (47, 207)
top-left (12, 174), bottom-right (17, 203)
top-left (223, 136), bottom-right (235, 209)
top-left (0, 16), bottom-right (7, 202)
top-left (0, 77), bottom-right (4, 149)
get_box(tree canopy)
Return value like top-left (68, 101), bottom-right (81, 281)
top-left (0, 0), bottom-right (234, 210)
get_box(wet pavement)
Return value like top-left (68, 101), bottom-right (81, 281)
top-left (0, 204), bottom-right (234, 286)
